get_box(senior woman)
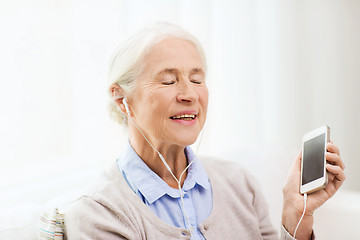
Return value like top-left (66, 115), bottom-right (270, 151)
top-left (42, 23), bottom-right (345, 240)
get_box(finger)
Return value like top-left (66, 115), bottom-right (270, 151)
top-left (325, 171), bottom-right (345, 195)
top-left (327, 142), bottom-right (340, 155)
top-left (283, 151), bottom-right (302, 191)
top-left (296, 150), bottom-right (302, 162)
top-left (323, 175), bottom-right (339, 198)
top-left (326, 164), bottom-right (346, 182)
top-left (327, 172), bottom-right (335, 182)
top-left (325, 152), bottom-right (345, 170)
top-left (291, 150), bottom-right (302, 171)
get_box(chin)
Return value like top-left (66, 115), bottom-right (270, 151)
top-left (172, 134), bottom-right (199, 147)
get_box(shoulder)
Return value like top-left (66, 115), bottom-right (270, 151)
top-left (64, 163), bottom-right (142, 238)
top-left (199, 155), bottom-right (263, 205)
top-left (199, 156), bottom-right (258, 187)
top-left (39, 163), bottom-right (132, 239)
top-left (200, 156), bottom-right (244, 171)
top-left (198, 156), bottom-right (278, 239)
top-left (64, 162), bottom-right (134, 217)
top-left (64, 196), bottom-right (139, 239)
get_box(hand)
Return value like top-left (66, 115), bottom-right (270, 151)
top-left (282, 141), bottom-right (345, 240)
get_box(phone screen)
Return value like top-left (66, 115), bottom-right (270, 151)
top-left (302, 133), bottom-right (326, 185)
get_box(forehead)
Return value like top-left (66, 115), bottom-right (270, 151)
top-left (142, 38), bottom-right (204, 75)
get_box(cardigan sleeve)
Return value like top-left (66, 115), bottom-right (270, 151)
top-left (280, 225), bottom-right (298, 240)
top-left (280, 225), bottom-right (315, 240)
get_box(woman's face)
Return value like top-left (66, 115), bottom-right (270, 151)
top-left (128, 38), bottom-right (208, 148)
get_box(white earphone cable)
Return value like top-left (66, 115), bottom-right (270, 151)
top-left (122, 98), bottom-right (195, 235)
top-left (195, 128), bottom-right (204, 155)
top-left (293, 193), bottom-right (308, 240)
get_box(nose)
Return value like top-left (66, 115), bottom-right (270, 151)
top-left (176, 79), bottom-right (199, 104)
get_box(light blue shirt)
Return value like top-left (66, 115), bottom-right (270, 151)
top-left (116, 141), bottom-right (212, 240)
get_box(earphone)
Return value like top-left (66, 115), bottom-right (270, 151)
top-left (117, 95), bottom-right (195, 235)
top-left (122, 98), bottom-right (131, 117)
top-left (113, 92), bottom-right (130, 118)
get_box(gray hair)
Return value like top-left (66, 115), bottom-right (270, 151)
top-left (107, 22), bottom-right (207, 125)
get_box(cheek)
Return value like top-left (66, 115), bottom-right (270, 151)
top-left (131, 88), bottom-right (159, 123)
top-left (148, 91), bottom-right (174, 113)
top-left (142, 83), bottom-right (174, 101)
top-left (141, 89), bottom-right (174, 122)
top-left (199, 87), bottom-right (209, 111)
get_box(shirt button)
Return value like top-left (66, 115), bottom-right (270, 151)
top-left (204, 225), bottom-right (208, 230)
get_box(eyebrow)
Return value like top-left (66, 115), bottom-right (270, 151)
top-left (154, 68), bottom-right (204, 78)
top-left (154, 68), bottom-right (178, 78)
top-left (189, 68), bottom-right (205, 75)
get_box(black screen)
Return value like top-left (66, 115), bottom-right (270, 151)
top-left (302, 133), bottom-right (326, 185)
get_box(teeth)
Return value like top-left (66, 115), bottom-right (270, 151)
top-left (171, 114), bottom-right (196, 119)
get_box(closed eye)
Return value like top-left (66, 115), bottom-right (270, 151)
top-left (162, 81), bottom-right (176, 85)
top-left (190, 72), bottom-right (204, 85)
top-left (191, 79), bottom-right (202, 84)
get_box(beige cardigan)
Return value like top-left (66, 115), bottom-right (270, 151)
top-left (57, 157), bottom-right (298, 240)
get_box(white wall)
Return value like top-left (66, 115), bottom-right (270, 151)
top-left (0, 0), bottom-right (359, 206)
top-left (276, 0), bottom-right (360, 191)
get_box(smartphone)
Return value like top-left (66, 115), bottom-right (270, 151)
top-left (300, 125), bottom-right (330, 194)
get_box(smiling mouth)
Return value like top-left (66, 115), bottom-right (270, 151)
top-left (170, 114), bottom-right (196, 121)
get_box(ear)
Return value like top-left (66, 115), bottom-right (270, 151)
top-left (110, 83), bottom-right (127, 115)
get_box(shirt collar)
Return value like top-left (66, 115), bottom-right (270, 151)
top-left (117, 141), bottom-right (210, 204)
top-left (182, 147), bottom-right (211, 191)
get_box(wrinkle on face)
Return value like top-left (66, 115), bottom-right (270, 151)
top-left (128, 37), bottom-right (208, 149)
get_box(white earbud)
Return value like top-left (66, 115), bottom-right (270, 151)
top-left (113, 95), bottom-right (122, 101)
top-left (122, 97), bottom-right (131, 117)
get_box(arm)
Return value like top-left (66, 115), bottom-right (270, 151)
top-left (282, 141), bottom-right (345, 240)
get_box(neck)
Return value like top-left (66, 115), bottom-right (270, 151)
top-left (129, 130), bottom-right (189, 189)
